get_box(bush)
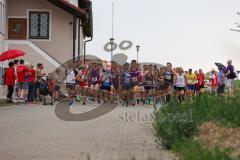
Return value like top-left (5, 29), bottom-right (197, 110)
top-left (154, 94), bottom-right (240, 160)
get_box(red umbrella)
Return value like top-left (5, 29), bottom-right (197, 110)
top-left (0, 49), bottom-right (26, 61)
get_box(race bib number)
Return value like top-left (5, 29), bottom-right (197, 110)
top-left (82, 75), bottom-right (87, 80)
top-left (165, 75), bottom-right (171, 80)
top-left (147, 80), bottom-right (153, 85)
top-left (92, 77), bottom-right (98, 82)
top-left (111, 74), bottom-right (116, 79)
top-left (125, 77), bottom-right (130, 83)
top-left (188, 80), bottom-right (193, 84)
top-left (132, 77), bottom-right (138, 82)
top-left (179, 77), bottom-right (184, 82)
top-left (105, 79), bottom-right (110, 83)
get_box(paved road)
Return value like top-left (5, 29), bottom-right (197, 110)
top-left (0, 103), bottom-right (176, 160)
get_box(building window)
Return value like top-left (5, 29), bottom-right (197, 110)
top-left (29, 11), bottom-right (49, 39)
top-left (0, 0), bottom-right (5, 35)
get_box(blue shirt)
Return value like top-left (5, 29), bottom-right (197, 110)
top-left (217, 70), bottom-right (225, 85)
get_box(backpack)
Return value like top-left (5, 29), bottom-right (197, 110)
top-left (230, 70), bottom-right (237, 79)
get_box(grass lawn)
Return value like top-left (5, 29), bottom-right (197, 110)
top-left (154, 94), bottom-right (240, 160)
top-left (234, 80), bottom-right (240, 89)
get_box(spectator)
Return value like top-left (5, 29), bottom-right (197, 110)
top-left (54, 69), bottom-right (62, 101)
top-left (225, 60), bottom-right (236, 96)
top-left (35, 63), bottom-right (44, 100)
top-left (13, 59), bottom-right (19, 99)
top-left (16, 59), bottom-right (28, 102)
top-left (5, 62), bottom-right (16, 103)
top-left (210, 69), bottom-right (218, 95)
top-left (27, 64), bottom-right (36, 102)
top-left (217, 66), bottom-right (225, 96)
top-left (65, 61), bottom-right (76, 105)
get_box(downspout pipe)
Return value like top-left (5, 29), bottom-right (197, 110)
top-left (73, 15), bottom-right (77, 62)
top-left (83, 36), bottom-right (93, 63)
top-left (78, 18), bottom-right (81, 61)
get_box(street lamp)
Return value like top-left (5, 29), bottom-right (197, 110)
top-left (136, 45), bottom-right (140, 63)
top-left (110, 38), bottom-right (115, 61)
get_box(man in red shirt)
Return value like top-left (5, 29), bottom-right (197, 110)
top-left (27, 64), bottom-right (36, 102)
top-left (16, 59), bottom-right (28, 102)
top-left (13, 59), bottom-right (19, 99)
top-left (5, 62), bottom-right (16, 103)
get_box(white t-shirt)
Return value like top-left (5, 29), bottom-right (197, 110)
top-left (65, 70), bottom-right (75, 84)
top-left (175, 74), bottom-right (186, 87)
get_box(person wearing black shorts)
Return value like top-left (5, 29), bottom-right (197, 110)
top-left (175, 68), bottom-right (187, 102)
top-left (120, 63), bottom-right (132, 107)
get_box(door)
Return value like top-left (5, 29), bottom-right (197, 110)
top-left (8, 18), bottom-right (27, 40)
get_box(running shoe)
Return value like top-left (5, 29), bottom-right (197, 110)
top-left (68, 100), bottom-right (74, 106)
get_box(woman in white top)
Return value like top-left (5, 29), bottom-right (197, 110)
top-left (175, 68), bottom-right (187, 101)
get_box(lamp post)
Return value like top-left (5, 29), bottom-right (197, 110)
top-left (136, 45), bottom-right (140, 63)
top-left (110, 38), bottom-right (115, 61)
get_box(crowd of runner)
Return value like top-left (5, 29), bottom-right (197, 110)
top-left (4, 58), bottom-right (237, 106)
top-left (64, 59), bottom-right (237, 106)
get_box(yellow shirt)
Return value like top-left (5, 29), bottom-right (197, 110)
top-left (186, 73), bottom-right (197, 85)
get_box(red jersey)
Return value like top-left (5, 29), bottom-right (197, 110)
top-left (17, 65), bottom-right (27, 83)
top-left (5, 68), bottom-right (15, 86)
top-left (78, 69), bottom-right (88, 87)
top-left (211, 73), bottom-right (218, 87)
top-left (27, 69), bottom-right (36, 82)
top-left (197, 73), bottom-right (205, 86)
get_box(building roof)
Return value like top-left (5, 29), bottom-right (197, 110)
top-left (47, 0), bottom-right (93, 38)
top-left (47, 0), bottom-right (87, 18)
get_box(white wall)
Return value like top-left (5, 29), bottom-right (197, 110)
top-left (0, 35), bottom-right (4, 53)
top-left (0, 0), bottom-right (6, 53)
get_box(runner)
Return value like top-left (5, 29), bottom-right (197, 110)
top-left (196, 69), bottom-right (205, 94)
top-left (101, 68), bottom-right (112, 103)
top-left (120, 63), bottom-right (132, 107)
top-left (88, 62), bottom-right (101, 105)
top-left (175, 67), bottom-right (187, 102)
top-left (110, 61), bottom-right (120, 93)
top-left (65, 61), bottom-right (76, 105)
top-left (143, 65), bottom-right (155, 105)
top-left (163, 62), bottom-right (177, 102)
top-left (130, 60), bottom-right (142, 106)
top-left (186, 68), bottom-right (197, 99)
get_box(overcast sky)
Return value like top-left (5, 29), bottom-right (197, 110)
top-left (87, 0), bottom-right (240, 71)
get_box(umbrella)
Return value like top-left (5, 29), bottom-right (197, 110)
top-left (215, 63), bottom-right (226, 69)
top-left (0, 49), bottom-right (25, 61)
